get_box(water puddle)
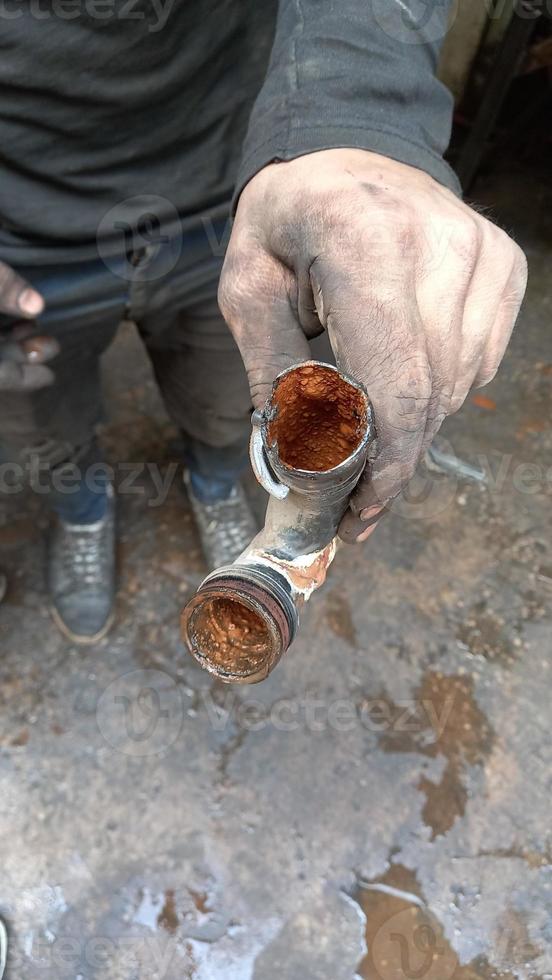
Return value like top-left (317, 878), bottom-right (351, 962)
top-left (355, 865), bottom-right (525, 980)
top-left (378, 672), bottom-right (494, 838)
top-left (325, 591), bottom-right (357, 647)
top-left (132, 888), bottom-right (166, 931)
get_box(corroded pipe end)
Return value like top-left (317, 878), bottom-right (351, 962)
top-left (181, 566), bottom-right (297, 684)
top-left (264, 361), bottom-right (372, 476)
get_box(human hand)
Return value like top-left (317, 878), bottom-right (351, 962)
top-left (0, 261), bottom-right (58, 391)
top-left (219, 149), bottom-right (527, 541)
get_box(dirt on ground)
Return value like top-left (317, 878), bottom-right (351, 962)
top-left (0, 164), bottom-right (551, 979)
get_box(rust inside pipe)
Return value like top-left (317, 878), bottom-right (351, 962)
top-left (182, 575), bottom-right (291, 683)
top-left (191, 598), bottom-right (269, 672)
top-left (267, 363), bottom-right (368, 472)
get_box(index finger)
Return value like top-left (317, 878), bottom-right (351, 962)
top-left (307, 263), bottom-right (431, 542)
top-left (218, 245), bottom-right (311, 409)
top-left (338, 364), bottom-right (431, 542)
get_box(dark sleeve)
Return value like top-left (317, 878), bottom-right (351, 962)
top-left (234, 0), bottom-right (461, 204)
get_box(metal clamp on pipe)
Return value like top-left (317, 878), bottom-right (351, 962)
top-left (181, 361), bottom-right (375, 684)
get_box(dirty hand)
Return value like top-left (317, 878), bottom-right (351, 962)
top-left (0, 261), bottom-right (58, 390)
top-left (219, 148), bottom-right (528, 541)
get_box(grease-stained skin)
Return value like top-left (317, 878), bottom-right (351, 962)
top-left (219, 148), bottom-right (528, 541)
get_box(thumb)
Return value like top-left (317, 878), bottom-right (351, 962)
top-left (218, 246), bottom-right (310, 409)
top-left (0, 261), bottom-right (44, 318)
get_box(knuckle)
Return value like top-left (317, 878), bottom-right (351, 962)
top-left (491, 227), bottom-right (528, 284)
top-left (219, 247), bottom-right (284, 322)
top-left (394, 354), bottom-right (433, 418)
top-left (217, 275), bottom-right (233, 319)
top-left (217, 259), bottom-right (243, 321)
top-left (511, 244), bottom-right (528, 288)
top-left (450, 213), bottom-right (482, 264)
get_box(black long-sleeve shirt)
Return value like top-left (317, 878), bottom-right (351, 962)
top-left (0, 0), bottom-right (459, 264)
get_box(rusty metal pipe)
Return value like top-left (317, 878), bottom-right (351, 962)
top-left (181, 361), bottom-right (374, 684)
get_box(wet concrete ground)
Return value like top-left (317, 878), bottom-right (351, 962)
top-left (1, 163), bottom-right (551, 979)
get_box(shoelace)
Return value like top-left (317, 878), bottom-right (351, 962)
top-left (199, 492), bottom-right (254, 537)
top-left (60, 526), bottom-right (107, 587)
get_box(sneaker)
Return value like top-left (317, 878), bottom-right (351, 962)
top-left (48, 485), bottom-right (116, 644)
top-left (184, 473), bottom-right (258, 570)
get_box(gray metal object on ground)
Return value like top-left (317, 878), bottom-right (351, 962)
top-left (0, 916), bottom-right (7, 980)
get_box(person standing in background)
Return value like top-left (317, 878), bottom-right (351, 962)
top-left (0, 0), bottom-right (526, 643)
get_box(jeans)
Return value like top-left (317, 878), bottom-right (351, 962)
top-left (0, 215), bottom-right (252, 523)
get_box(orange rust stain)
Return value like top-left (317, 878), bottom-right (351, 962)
top-left (10, 728), bottom-right (29, 747)
top-left (515, 418), bottom-right (547, 440)
top-left (157, 889), bottom-right (179, 934)
top-left (190, 597), bottom-right (271, 674)
top-left (471, 394), bottom-right (496, 410)
top-left (189, 889), bottom-right (210, 914)
top-left (266, 541), bottom-right (336, 597)
top-left (267, 364), bottom-right (367, 471)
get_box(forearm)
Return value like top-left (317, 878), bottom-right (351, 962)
top-left (235, 0), bottom-right (460, 202)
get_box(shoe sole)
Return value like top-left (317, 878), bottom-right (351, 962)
top-left (49, 605), bottom-right (116, 645)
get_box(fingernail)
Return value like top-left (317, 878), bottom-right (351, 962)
top-left (19, 289), bottom-right (44, 317)
top-left (356, 520), bottom-right (381, 543)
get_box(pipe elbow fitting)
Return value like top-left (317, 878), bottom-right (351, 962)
top-left (181, 361), bottom-right (374, 683)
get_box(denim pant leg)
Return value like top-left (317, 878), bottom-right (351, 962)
top-left (46, 439), bottom-right (110, 524)
top-left (0, 258), bottom-right (126, 522)
top-left (134, 225), bottom-right (252, 503)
